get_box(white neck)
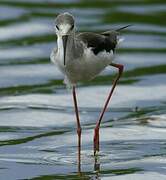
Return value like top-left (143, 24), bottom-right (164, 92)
top-left (57, 33), bottom-right (75, 61)
top-left (56, 32), bottom-right (83, 65)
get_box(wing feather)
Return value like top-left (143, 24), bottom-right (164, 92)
top-left (77, 32), bottom-right (117, 55)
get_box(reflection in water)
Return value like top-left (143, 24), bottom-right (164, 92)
top-left (94, 155), bottom-right (101, 180)
top-left (77, 152), bottom-right (101, 180)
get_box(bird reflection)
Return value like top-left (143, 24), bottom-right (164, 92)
top-left (93, 155), bottom-right (101, 180)
top-left (77, 150), bottom-right (101, 180)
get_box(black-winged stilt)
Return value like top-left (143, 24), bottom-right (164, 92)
top-left (51, 12), bottom-right (129, 161)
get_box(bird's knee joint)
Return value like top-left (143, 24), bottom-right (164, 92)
top-left (77, 128), bottom-right (82, 135)
top-left (94, 127), bottom-right (99, 134)
top-left (119, 65), bottom-right (124, 74)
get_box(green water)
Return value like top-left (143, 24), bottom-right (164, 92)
top-left (0, 0), bottom-right (166, 179)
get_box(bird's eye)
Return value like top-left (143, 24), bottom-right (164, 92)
top-left (56, 25), bottom-right (59, 30)
top-left (71, 24), bottom-right (74, 30)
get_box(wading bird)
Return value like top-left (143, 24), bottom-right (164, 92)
top-left (50, 12), bottom-right (129, 160)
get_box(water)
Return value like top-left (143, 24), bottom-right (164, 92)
top-left (0, 0), bottom-right (166, 179)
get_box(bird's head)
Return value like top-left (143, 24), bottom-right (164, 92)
top-left (55, 12), bottom-right (75, 36)
top-left (55, 12), bottom-right (75, 66)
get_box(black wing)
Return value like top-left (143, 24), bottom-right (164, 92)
top-left (77, 25), bottom-right (131, 55)
top-left (77, 31), bottom-right (118, 55)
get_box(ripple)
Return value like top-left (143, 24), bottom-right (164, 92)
top-left (121, 34), bottom-right (166, 49)
top-left (0, 101), bottom-right (139, 113)
top-left (0, 5), bottom-right (28, 20)
top-left (1, 83), bottom-right (165, 108)
top-left (0, 64), bottom-right (60, 88)
top-left (0, 20), bottom-right (51, 41)
top-left (0, 43), bottom-right (53, 60)
top-left (117, 4), bottom-right (166, 15)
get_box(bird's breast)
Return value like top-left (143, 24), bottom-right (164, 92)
top-left (64, 47), bottom-right (115, 83)
top-left (51, 46), bottom-right (115, 84)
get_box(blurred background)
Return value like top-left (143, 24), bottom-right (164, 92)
top-left (0, 0), bottom-right (166, 179)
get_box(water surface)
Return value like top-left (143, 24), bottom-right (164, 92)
top-left (0, 0), bottom-right (166, 179)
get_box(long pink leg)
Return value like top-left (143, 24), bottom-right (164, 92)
top-left (94, 63), bottom-right (124, 155)
top-left (72, 86), bottom-right (82, 171)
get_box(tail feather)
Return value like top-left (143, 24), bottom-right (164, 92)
top-left (116, 24), bottom-right (132, 31)
top-left (101, 24), bottom-right (132, 36)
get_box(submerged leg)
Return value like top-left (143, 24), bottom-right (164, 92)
top-left (94, 63), bottom-right (124, 155)
top-left (72, 86), bottom-right (82, 171)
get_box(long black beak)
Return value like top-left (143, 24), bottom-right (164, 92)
top-left (62, 35), bottom-right (68, 66)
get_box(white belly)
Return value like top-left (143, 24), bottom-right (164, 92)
top-left (51, 47), bottom-right (115, 85)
